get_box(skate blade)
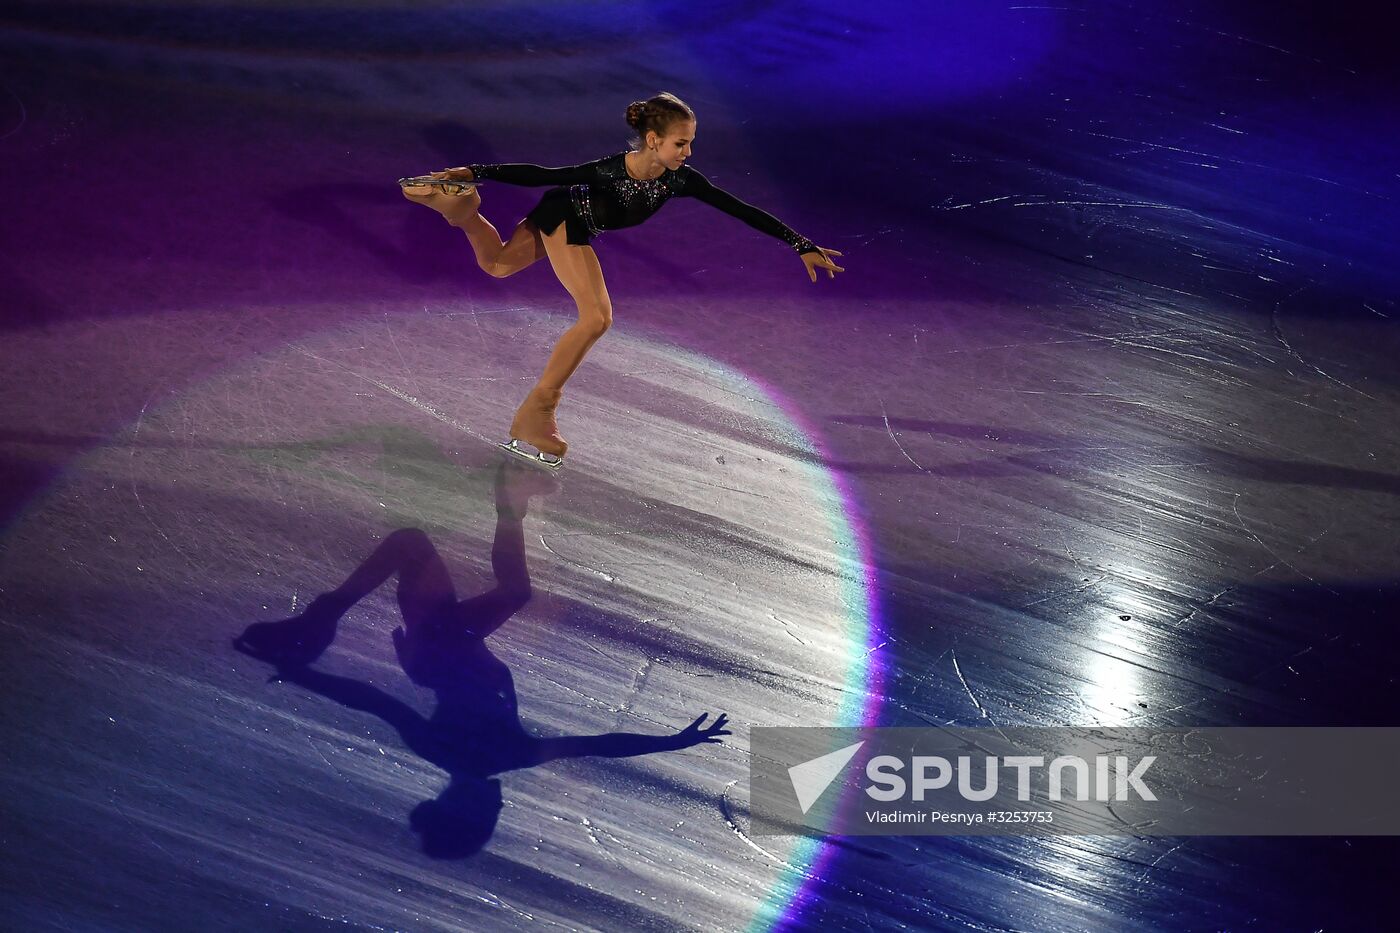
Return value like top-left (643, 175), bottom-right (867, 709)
top-left (498, 439), bottom-right (564, 471)
top-left (398, 176), bottom-right (480, 192)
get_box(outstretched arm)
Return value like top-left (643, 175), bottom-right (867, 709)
top-left (680, 168), bottom-right (818, 252)
top-left (525, 713), bottom-right (731, 768)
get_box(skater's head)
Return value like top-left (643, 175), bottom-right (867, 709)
top-left (410, 777), bottom-right (503, 858)
top-left (626, 92), bottom-right (695, 170)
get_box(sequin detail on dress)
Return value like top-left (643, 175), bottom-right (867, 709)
top-left (601, 160), bottom-right (676, 212)
top-left (564, 158), bottom-right (684, 239)
top-left (570, 185), bottom-right (602, 237)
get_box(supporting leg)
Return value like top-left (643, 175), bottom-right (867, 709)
top-left (535, 226), bottom-right (613, 389)
top-left (505, 227), bottom-right (614, 458)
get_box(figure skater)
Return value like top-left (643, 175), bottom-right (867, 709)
top-left (400, 91), bottom-right (845, 467)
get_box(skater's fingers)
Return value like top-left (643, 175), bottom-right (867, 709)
top-left (823, 248), bottom-right (844, 257)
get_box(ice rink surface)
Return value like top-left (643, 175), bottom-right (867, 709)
top-left (2, 1), bottom-right (1398, 930)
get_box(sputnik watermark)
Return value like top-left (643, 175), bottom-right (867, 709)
top-left (788, 742), bottom-right (1156, 815)
top-left (865, 753), bottom-right (1157, 802)
top-left (752, 727), bottom-right (1400, 836)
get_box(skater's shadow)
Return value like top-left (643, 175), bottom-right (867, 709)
top-left (233, 460), bottom-right (728, 858)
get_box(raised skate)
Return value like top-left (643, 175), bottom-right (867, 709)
top-left (400, 174), bottom-right (482, 227)
top-left (232, 593), bottom-right (350, 668)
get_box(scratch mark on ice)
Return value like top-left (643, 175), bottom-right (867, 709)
top-left (1270, 289), bottom-right (1375, 399)
top-left (127, 391), bottom-right (197, 572)
top-left (613, 656), bottom-right (656, 724)
top-left (538, 534), bottom-right (615, 582)
top-left (878, 397), bottom-right (925, 471)
top-left (1230, 494), bottom-right (1336, 590)
top-left (291, 345), bottom-right (495, 442)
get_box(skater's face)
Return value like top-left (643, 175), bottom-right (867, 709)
top-left (649, 120), bottom-right (695, 170)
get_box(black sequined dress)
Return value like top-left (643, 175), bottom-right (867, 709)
top-left (467, 152), bottom-right (819, 254)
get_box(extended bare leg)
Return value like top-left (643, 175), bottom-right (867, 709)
top-left (401, 185), bottom-right (546, 277)
top-left (507, 226), bottom-right (614, 458)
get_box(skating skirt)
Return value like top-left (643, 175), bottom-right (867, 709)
top-left (526, 187), bottom-right (594, 247)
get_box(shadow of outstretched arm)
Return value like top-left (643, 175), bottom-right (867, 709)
top-left (524, 713), bottom-right (731, 768)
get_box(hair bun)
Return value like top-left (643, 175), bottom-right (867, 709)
top-left (624, 93), bottom-right (694, 145)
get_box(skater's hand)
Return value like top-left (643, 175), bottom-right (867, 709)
top-left (673, 712), bottom-right (731, 747)
top-left (802, 247), bottom-right (844, 283)
top-left (435, 166), bottom-right (476, 181)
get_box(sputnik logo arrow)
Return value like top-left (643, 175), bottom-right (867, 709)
top-left (788, 741), bottom-right (864, 814)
